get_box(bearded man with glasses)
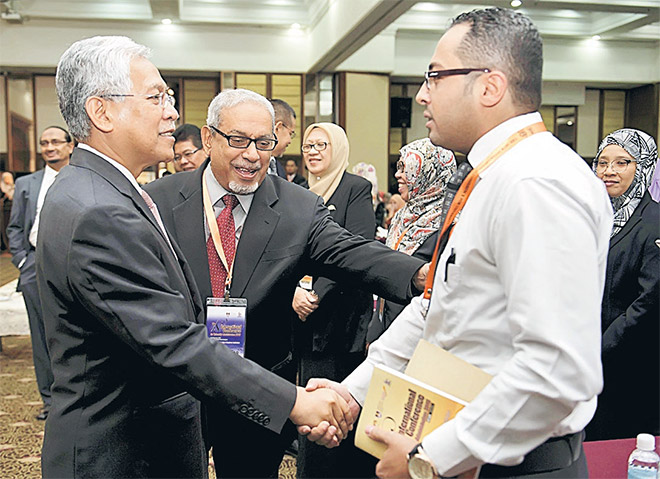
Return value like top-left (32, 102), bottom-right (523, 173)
top-left (38, 37), bottom-right (364, 479)
top-left (145, 88), bottom-right (430, 478)
top-left (8, 125), bottom-right (73, 422)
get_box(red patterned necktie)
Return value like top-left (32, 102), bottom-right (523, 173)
top-left (207, 194), bottom-right (239, 297)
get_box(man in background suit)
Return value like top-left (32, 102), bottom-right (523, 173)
top-left (285, 158), bottom-right (308, 188)
top-left (37, 36), bottom-right (352, 478)
top-left (267, 98), bottom-right (295, 177)
top-left (7, 125), bottom-right (73, 421)
top-left (145, 88), bottom-right (427, 477)
top-left (173, 123), bottom-right (207, 172)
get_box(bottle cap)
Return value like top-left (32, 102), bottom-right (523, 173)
top-left (636, 433), bottom-right (656, 451)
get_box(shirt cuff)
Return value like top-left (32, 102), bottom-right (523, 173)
top-left (342, 359), bottom-right (375, 406)
top-left (423, 420), bottom-right (484, 477)
top-left (18, 258), bottom-right (26, 269)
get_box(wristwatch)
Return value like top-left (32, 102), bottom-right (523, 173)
top-left (408, 443), bottom-right (438, 479)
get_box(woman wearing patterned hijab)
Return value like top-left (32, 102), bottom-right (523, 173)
top-left (367, 138), bottom-right (456, 342)
top-left (586, 128), bottom-right (659, 440)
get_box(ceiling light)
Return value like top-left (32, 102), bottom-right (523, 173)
top-left (567, 120), bottom-right (574, 126)
top-left (291, 23), bottom-right (301, 30)
top-left (591, 35), bottom-right (601, 40)
top-left (161, 18), bottom-right (172, 25)
top-left (413, 2), bottom-right (443, 12)
top-left (510, 0), bottom-right (522, 7)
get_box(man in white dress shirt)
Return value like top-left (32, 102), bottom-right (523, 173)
top-left (7, 125), bottom-right (72, 421)
top-left (302, 7), bottom-right (613, 478)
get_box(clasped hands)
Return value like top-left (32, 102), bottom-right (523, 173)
top-left (289, 379), bottom-right (359, 448)
top-left (292, 378), bottom-right (423, 479)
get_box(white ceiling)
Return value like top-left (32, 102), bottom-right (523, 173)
top-left (3, 0), bottom-right (658, 41)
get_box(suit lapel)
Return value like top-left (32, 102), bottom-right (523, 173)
top-left (27, 170), bottom-right (45, 225)
top-left (231, 176), bottom-right (280, 297)
top-left (610, 194), bottom-right (648, 248)
top-left (172, 168), bottom-right (212, 300)
top-left (71, 148), bottom-right (174, 254)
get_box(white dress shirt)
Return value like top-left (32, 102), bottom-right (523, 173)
top-left (343, 112), bottom-right (614, 476)
top-left (203, 164), bottom-right (253, 243)
top-left (29, 164), bottom-right (60, 247)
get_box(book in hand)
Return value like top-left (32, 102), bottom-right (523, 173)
top-left (355, 340), bottom-right (492, 459)
top-left (354, 364), bottom-right (469, 459)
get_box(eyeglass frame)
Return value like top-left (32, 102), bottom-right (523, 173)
top-left (173, 147), bottom-right (202, 162)
top-left (595, 158), bottom-right (637, 174)
top-left (281, 123), bottom-right (296, 139)
top-left (39, 139), bottom-right (71, 147)
top-left (424, 68), bottom-right (491, 88)
top-left (301, 142), bottom-right (329, 153)
top-left (100, 88), bottom-right (176, 108)
top-left (396, 159), bottom-right (405, 172)
top-left (208, 125), bottom-right (278, 152)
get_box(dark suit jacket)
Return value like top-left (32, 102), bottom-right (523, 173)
top-left (586, 192), bottom-right (659, 440)
top-left (303, 172), bottom-right (375, 353)
top-left (145, 161), bottom-right (424, 374)
top-left (366, 231), bottom-right (439, 343)
top-left (36, 148), bottom-right (296, 478)
top-left (7, 169), bottom-right (44, 290)
top-left (290, 173), bottom-right (309, 189)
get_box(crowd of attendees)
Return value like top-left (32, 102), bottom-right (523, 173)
top-left (2, 6), bottom-right (658, 479)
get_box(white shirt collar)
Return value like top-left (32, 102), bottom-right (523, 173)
top-left (77, 143), bottom-right (144, 194)
top-left (203, 164), bottom-right (253, 214)
top-left (467, 112), bottom-right (544, 170)
top-left (43, 164), bottom-right (59, 181)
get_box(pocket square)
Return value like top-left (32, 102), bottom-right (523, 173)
top-left (327, 204), bottom-right (336, 211)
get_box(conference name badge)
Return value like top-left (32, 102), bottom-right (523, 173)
top-left (206, 297), bottom-right (247, 357)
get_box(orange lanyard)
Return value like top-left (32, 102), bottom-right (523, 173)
top-left (203, 178), bottom-right (235, 299)
top-left (393, 223), bottom-right (413, 251)
top-left (422, 122), bottom-right (546, 307)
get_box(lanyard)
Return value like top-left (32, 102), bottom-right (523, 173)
top-left (202, 178), bottom-right (235, 299)
top-left (393, 223), bottom-right (414, 251)
top-left (422, 122), bottom-right (546, 309)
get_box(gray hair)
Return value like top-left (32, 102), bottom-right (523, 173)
top-left (207, 89), bottom-right (274, 130)
top-left (451, 8), bottom-right (543, 111)
top-left (55, 36), bottom-right (151, 141)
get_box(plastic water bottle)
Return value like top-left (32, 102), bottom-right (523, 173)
top-left (628, 433), bottom-right (659, 479)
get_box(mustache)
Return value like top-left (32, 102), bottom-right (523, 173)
top-left (231, 159), bottom-right (262, 170)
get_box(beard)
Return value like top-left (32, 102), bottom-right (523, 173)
top-left (227, 180), bottom-right (259, 195)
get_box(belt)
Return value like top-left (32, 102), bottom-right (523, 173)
top-left (479, 431), bottom-right (584, 478)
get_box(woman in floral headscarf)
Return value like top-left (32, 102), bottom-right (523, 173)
top-left (586, 128), bottom-right (659, 440)
top-left (367, 138), bottom-right (455, 342)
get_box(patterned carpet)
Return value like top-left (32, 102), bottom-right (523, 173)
top-left (0, 335), bottom-right (44, 478)
top-left (0, 335), bottom-right (297, 478)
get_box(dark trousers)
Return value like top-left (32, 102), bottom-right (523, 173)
top-left (22, 280), bottom-right (53, 407)
top-left (297, 351), bottom-right (378, 479)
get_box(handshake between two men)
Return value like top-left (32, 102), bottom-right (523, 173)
top-left (290, 380), bottom-right (360, 447)
top-left (294, 379), bottom-right (440, 479)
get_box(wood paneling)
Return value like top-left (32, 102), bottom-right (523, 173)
top-left (235, 73), bottom-right (267, 97)
top-left (271, 74), bottom-right (302, 155)
top-left (601, 90), bottom-right (625, 138)
top-left (183, 79), bottom-right (217, 128)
